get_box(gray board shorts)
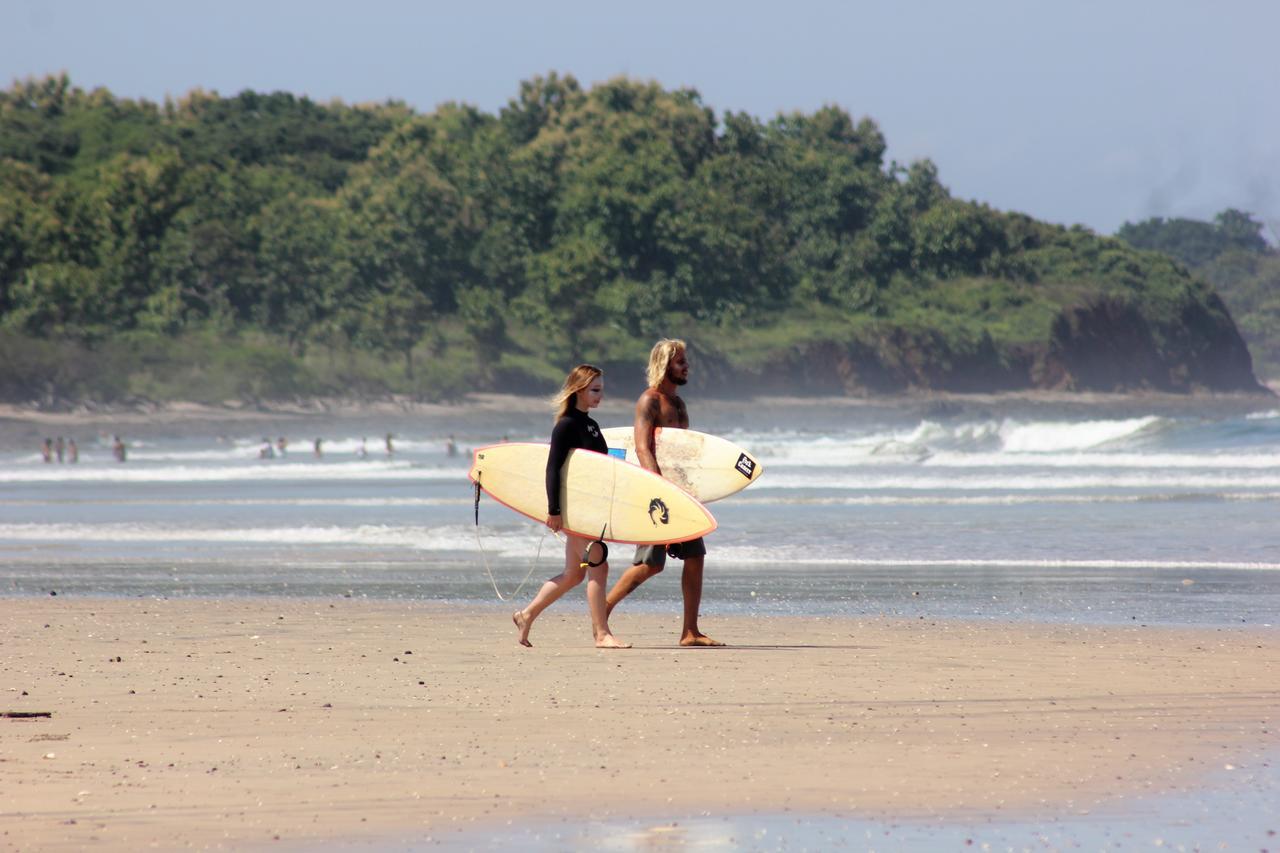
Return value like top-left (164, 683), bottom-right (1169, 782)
top-left (632, 537), bottom-right (707, 569)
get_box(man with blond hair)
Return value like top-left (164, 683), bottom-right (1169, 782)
top-left (605, 339), bottom-right (723, 646)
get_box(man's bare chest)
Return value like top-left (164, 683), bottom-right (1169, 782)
top-left (657, 396), bottom-right (689, 428)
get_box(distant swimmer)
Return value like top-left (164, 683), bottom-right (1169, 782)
top-left (276, 436), bottom-right (288, 456)
top-left (259, 438), bottom-right (275, 459)
top-left (314, 437), bottom-right (323, 458)
top-left (357, 437), bottom-right (368, 459)
top-left (385, 432), bottom-right (395, 455)
top-left (446, 434), bottom-right (458, 457)
top-left (68, 439), bottom-right (78, 463)
top-left (41, 438), bottom-right (53, 463)
top-left (112, 435), bottom-right (127, 463)
top-left (55, 436), bottom-right (65, 463)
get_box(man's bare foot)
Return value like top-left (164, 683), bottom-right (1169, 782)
top-left (512, 611), bottom-right (532, 647)
top-left (680, 632), bottom-right (724, 647)
top-left (595, 634), bottom-right (632, 649)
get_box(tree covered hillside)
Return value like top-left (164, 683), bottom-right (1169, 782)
top-left (0, 73), bottom-right (1264, 404)
top-left (1118, 210), bottom-right (1280, 381)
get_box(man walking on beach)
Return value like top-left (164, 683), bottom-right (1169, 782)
top-left (606, 339), bottom-right (723, 647)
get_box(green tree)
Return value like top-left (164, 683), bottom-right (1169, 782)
top-left (357, 277), bottom-right (434, 379)
top-left (254, 195), bottom-right (348, 352)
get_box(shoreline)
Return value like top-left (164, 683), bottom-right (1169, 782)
top-left (3, 597), bottom-right (1276, 850)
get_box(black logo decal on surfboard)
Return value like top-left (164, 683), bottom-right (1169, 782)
top-left (734, 453), bottom-right (756, 479)
top-left (648, 498), bottom-right (670, 525)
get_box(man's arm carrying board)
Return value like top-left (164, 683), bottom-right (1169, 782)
top-left (600, 428), bottom-right (763, 503)
top-left (469, 443), bottom-right (716, 545)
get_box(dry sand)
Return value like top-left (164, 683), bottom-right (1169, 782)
top-left (1, 597), bottom-right (1276, 850)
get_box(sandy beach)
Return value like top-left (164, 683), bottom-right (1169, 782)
top-left (1, 597), bottom-right (1276, 850)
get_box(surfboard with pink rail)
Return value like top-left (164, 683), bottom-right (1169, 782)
top-left (468, 443), bottom-right (716, 544)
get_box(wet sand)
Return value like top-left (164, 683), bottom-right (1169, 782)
top-left (1, 597), bottom-right (1276, 850)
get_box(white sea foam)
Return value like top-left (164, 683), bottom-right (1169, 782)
top-left (0, 497), bottom-right (472, 508)
top-left (743, 416), bottom-right (1170, 465)
top-left (705, 549), bottom-right (1280, 572)
top-left (0, 521), bottom-right (552, 557)
top-left (996, 416), bottom-right (1163, 452)
top-left (0, 461), bottom-right (465, 484)
top-left (729, 491), bottom-right (1280, 507)
top-left (921, 451), bottom-right (1280, 469)
top-left (756, 469), bottom-right (1280, 491)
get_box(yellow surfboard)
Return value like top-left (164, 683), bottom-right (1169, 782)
top-left (600, 427), bottom-right (763, 503)
top-left (468, 443), bottom-right (716, 544)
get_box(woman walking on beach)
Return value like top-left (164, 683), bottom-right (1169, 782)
top-left (512, 364), bottom-right (630, 649)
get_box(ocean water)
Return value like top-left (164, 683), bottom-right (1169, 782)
top-left (2, 396), bottom-right (1280, 626)
top-left (7, 398), bottom-right (1279, 848)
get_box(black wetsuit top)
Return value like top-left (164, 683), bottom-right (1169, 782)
top-left (546, 407), bottom-right (607, 516)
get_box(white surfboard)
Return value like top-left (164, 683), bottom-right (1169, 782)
top-left (468, 443), bottom-right (716, 545)
top-left (600, 427), bottom-right (763, 503)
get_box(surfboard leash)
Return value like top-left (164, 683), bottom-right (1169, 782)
top-left (579, 525), bottom-right (608, 568)
top-left (472, 476), bottom-right (552, 602)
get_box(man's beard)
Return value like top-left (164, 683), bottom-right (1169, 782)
top-left (669, 373), bottom-right (688, 386)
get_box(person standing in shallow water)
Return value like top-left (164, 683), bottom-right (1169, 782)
top-left (606, 338), bottom-right (723, 647)
top-left (512, 364), bottom-right (630, 649)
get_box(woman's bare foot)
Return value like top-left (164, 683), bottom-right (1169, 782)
top-left (512, 611), bottom-right (532, 647)
top-left (679, 632), bottom-right (724, 647)
top-left (595, 634), bottom-right (631, 649)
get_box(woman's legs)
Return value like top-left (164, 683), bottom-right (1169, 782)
top-left (513, 534), bottom-right (630, 648)
top-left (513, 534), bottom-right (589, 646)
top-left (586, 562), bottom-right (629, 648)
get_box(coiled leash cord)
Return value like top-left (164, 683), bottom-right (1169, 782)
top-left (580, 526), bottom-right (608, 568)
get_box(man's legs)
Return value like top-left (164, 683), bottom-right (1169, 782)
top-left (605, 561), bottom-right (662, 617)
top-left (678, 555), bottom-right (723, 646)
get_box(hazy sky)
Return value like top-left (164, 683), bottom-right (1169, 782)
top-left (5, 0), bottom-right (1277, 236)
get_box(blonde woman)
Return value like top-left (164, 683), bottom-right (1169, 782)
top-left (512, 364), bottom-right (630, 649)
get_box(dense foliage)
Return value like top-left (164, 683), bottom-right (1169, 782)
top-left (0, 73), bottom-right (1262, 404)
top-left (1118, 210), bottom-right (1280, 379)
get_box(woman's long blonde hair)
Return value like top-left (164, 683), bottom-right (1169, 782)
top-left (646, 338), bottom-right (686, 389)
top-left (552, 364), bottom-right (603, 421)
